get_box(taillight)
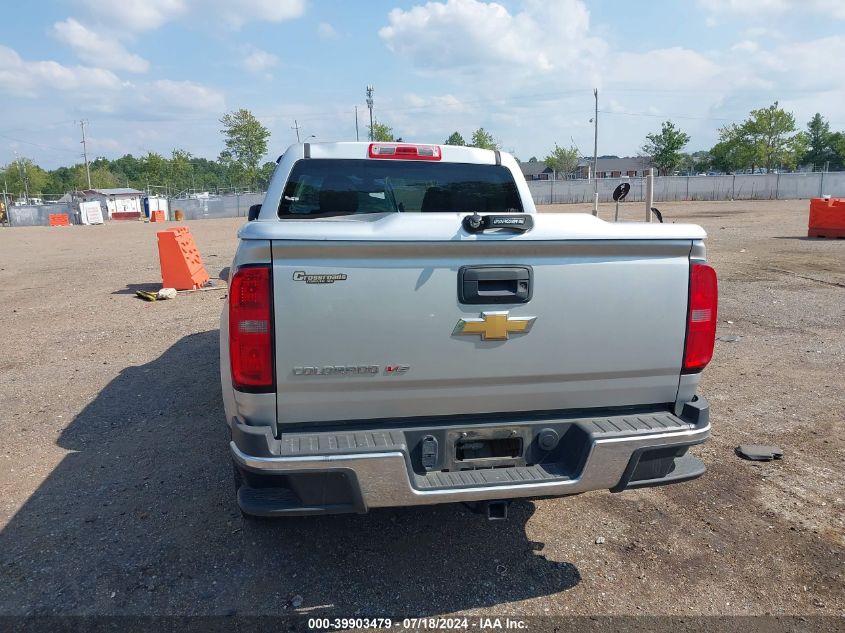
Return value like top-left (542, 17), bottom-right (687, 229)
top-left (229, 265), bottom-right (274, 391)
top-left (683, 263), bottom-right (718, 373)
top-left (368, 143), bottom-right (442, 160)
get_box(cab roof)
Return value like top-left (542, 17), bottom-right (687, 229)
top-left (280, 141), bottom-right (513, 167)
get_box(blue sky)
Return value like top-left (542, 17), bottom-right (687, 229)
top-left (2, 0), bottom-right (845, 174)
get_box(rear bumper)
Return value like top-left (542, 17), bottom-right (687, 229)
top-left (230, 398), bottom-right (710, 516)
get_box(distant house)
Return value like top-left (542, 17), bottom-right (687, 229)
top-left (575, 157), bottom-right (654, 179)
top-left (81, 188), bottom-right (144, 219)
top-left (518, 161), bottom-right (555, 181)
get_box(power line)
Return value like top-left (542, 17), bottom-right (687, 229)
top-left (0, 132), bottom-right (81, 155)
top-left (0, 119), bottom-right (79, 134)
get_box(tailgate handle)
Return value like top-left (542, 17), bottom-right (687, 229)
top-left (458, 266), bottom-right (532, 305)
top-left (462, 213), bottom-right (534, 234)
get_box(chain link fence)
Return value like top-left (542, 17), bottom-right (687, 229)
top-left (527, 172), bottom-right (845, 205)
top-left (5, 173), bottom-right (845, 226)
top-left (4, 193), bottom-right (267, 226)
top-left (168, 193), bottom-right (265, 220)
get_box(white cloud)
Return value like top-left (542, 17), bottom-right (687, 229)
top-left (52, 18), bottom-right (149, 73)
top-left (139, 79), bottom-right (225, 115)
top-left (218, 0), bottom-right (306, 29)
top-left (610, 48), bottom-right (724, 90)
top-left (318, 22), bottom-right (338, 39)
top-left (86, 135), bottom-right (124, 152)
top-left (80, 0), bottom-right (188, 31)
top-left (0, 45), bottom-right (124, 98)
top-left (241, 47), bottom-right (279, 74)
top-left (0, 45), bottom-right (223, 119)
top-left (380, 0), bottom-right (605, 76)
top-left (403, 92), bottom-right (466, 112)
top-left (811, 0), bottom-right (845, 19)
top-left (731, 40), bottom-right (759, 53)
top-left (700, 0), bottom-right (845, 19)
top-left (76, 0), bottom-right (305, 31)
top-left (376, 0), bottom-right (845, 159)
top-left (741, 26), bottom-right (781, 39)
top-left (700, 0), bottom-right (791, 15)
top-left (742, 36), bottom-right (845, 89)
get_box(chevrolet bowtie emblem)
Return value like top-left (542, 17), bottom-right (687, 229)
top-left (452, 311), bottom-right (537, 341)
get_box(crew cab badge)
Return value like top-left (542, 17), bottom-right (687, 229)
top-left (452, 311), bottom-right (536, 341)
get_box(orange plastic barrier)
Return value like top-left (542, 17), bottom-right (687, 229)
top-left (156, 227), bottom-right (210, 290)
top-left (150, 211), bottom-right (165, 222)
top-left (809, 197), bottom-right (845, 238)
top-left (48, 214), bottom-right (70, 226)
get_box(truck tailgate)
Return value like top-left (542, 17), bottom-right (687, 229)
top-left (258, 213), bottom-right (701, 425)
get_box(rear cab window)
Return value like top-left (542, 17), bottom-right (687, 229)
top-left (278, 159), bottom-right (523, 218)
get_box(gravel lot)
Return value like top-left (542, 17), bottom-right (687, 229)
top-left (0, 200), bottom-right (842, 618)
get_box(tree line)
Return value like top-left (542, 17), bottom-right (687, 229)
top-left (4, 102), bottom-right (845, 200)
top-left (379, 103), bottom-right (845, 178)
top-left (641, 103), bottom-right (845, 176)
top-left (2, 109), bottom-right (274, 199)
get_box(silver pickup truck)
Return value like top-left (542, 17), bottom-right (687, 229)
top-left (220, 141), bottom-right (717, 519)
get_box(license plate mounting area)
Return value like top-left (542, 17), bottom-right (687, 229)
top-left (448, 428), bottom-right (528, 471)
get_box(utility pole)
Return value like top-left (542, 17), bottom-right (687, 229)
top-left (366, 85), bottom-right (374, 141)
top-left (354, 106), bottom-right (360, 141)
top-left (291, 119), bottom-right (301, 143)
top-left (592, 88), bottom-right (598, 216)
top-left (79, 120), bottom-right (92, 189)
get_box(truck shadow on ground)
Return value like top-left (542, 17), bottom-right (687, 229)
top-left (0, 331), bottom-right (580, 616)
